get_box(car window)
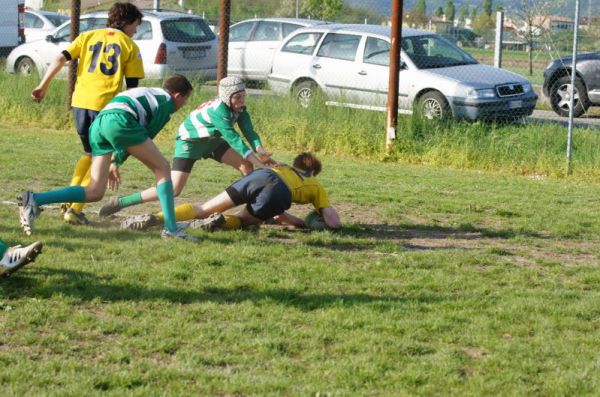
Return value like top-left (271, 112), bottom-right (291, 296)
top-left (132, 20), bottom-right (152, 40)
top-left (317, 33), bottom-right (360, 61)
top-left (281, 32), bottom-right (323, 55)
top-left (282, 23), bottom-right (302, 38)
top-left (402, 35), bottom-right (478, 69)
top-left (25, 13), bottom-right (43, 28)
top-left (363, 37), bottom-right (390, 66)
top-left (46, 14), bottom-right (68, 27)
top-left (253, 21), bottom-right (280, 41)
top-left (230, 21), bottom-right (255, 42)
top-left (54, 18), bottom-right (106, 41)
top-left (160, 18), bottom-right (216, 43)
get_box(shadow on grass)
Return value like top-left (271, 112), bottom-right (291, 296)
top-left (2, 268), bottom-right (453, 311)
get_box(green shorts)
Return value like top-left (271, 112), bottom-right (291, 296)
top-left (174, 137), bottom-right (230, 161)
top-left (89, 111), bottom-right (149, 157)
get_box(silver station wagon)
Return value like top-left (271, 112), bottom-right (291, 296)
top-left (6, 10), bottom-right (218, 80)
top-left (268, 24), bottom-right (538, 121)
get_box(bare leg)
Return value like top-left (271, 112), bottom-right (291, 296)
top-left (192, 191), bottom-right (236, 219)
top-left (138, 170), bottom-right (190, 202)
top-left (220, 148), bottom-right (253, 176)
top-left (82, 154), bottom-right (112, 202)
top-left (126, 139), bottom-right (171, 183)
top-left (233, 207), bottom-right (262, 226)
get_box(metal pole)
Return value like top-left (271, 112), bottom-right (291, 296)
top-left (494, 11), bottom-right (503, 68)
top-left (566, 0), bottom-right (581, 173)
top-left (153, 0), bottom-right (160, 11)
top-left (67, 0), bottom-right (80, 111)
top-left (217, 0), bottom-right (231, 82)
top-left (296, 0), bottom-right (299, 18)
top-left (386, 0), bottom-right (403, 152)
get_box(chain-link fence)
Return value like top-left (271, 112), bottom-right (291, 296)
top-left (19, 0), bottom-right (599, 135)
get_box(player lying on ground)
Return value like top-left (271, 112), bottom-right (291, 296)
top-left (31, 2), bottom-right (145, 226)
top-left (0, 238), bottom-right (43, 278)
top-left (98, 76), bottom-right (276, 217)
top-left (18, 75), bottom-right (194, 240)
top-left (121, 152), bottom-right (342, 231)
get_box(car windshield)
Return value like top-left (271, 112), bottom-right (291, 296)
top-left (402, 35), bottom-right (478, 69)
top-left (161, 18), bottom-right (215, 43)
top-left (47, 14), bottom-right (69, 27)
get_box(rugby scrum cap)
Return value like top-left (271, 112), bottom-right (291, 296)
top-left (219, 76), bottom-right (245, 107)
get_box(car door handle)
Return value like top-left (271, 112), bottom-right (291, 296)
top-left (312, 64), bottom-right (321, 69)
top-left (358, 70), bottom-right (367, 75)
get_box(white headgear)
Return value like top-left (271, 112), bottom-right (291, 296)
top-left (218, 76), bottom-right (245, 107)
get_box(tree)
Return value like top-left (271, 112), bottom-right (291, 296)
top-left (483, 0), bottom-right (493, 16)
top-left (302, 0), bottom-right (343, 20)
top-left (445, 0), bottom-right (455, 22)
top-left (434, 6), bottom-right (444, 17)
top-left (470, 7), bottom-right (477, 22)
top-left (495, 2), bottom-right (504, 12)
top-left (458, 4), bottom-right (469, 26)
top-left (472, 13), bottom-right (495, 43)
top-left (406, 0), bottom-right (428, 27)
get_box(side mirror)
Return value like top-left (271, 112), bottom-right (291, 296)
top-left (400, 61), bottom-right (408, 70)
top-left (46, 34), bottom-right (55, 43)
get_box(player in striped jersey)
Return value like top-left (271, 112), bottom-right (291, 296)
top-left (97, 76), bottom-right (276, 218)
top-left (31, 2), bottom-right (144, 226)
top-left (18, 75), bottom-right (194, 241)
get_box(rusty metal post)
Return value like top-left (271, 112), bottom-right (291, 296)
top-left (217, 0), bottom-right (231, 82)
top-left (386, 0), bottom-right (403, 152)
top-left (67, 0), bottom-right (80, 110)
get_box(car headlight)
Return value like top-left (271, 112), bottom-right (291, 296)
top-left (467, 88), bottom-right (496, 99)
top-left (521, 83), bottom-right (532, 93)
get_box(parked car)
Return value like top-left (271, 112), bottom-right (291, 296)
top-left (6, 10), bottom-right (218, 80)
top-left (543, 52), bottom-right (600, 117)
top-left (228, 17), bottom-right (327, 81)
top-left (0, 0), bottom-right (25, 56)
top-left (24, 9), bottom-right (68, 42)
top-left (268, 24), bottom-right (538, 121)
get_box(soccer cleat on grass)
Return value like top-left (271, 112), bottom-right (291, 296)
top-left (18, 191), bottom-right (41, 236)
top-left (98, 196), bottom-right (122, 217)
top-left (161, 223), bottom-right (198, 242)
top-left (0, 241), bottom-right (43, 277)
top-left (121, 214), bottom-right (160, 230)
top-left (188, 212), bottom-right (225, 231)
top-left (60, 203), bottom-right (70, 214)
top-left (63, 208), bottom-right (90, 225)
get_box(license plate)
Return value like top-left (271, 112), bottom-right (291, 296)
top-left (509, 100), bottom-right (522, 109)
top-left (183, 49), bottom-right (205, 59)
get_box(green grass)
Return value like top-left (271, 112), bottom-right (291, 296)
top-left (3, 125), bottom-right (600, 394)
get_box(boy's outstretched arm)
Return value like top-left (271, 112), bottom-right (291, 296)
top-left (31, 52), bottom-right (68, 102)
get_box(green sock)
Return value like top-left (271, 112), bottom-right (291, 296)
top-left (156, 181), bottom-right (176, 232)
top-left (34, 186), bottom-right (86, 206)
top-left (118, 192), bottom-right (143, 209)
top-left (0, 239), bottom-right (7, 258)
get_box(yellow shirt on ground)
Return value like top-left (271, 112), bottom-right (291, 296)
top-left (272, 166), bottom-right (331, 210)
top-left (67, 28), bottom-right (144, 111)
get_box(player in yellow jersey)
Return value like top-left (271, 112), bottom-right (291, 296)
top-left (121, 152), bottom-right (342, 231)
top-left (31, 2), bottom-right (144, 225)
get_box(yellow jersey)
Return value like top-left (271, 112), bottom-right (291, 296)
top-left (66, 28), bottom-right (144, 111)
top-left (272, 166), bottom-right (331, 210)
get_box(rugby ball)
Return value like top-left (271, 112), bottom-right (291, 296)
top-left (305, 210), bottom-right (328, 230)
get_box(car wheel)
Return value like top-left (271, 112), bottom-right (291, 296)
top-left (294, 80), bottom-right (319, 108)
top-left (417, 91), bottom-right (451, 120)
top-left (16, 57), bottom-right (37, 77)
top-left (550, 75), bottom-right (589, 118)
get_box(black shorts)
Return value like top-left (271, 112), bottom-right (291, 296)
top-left (72, 107), bottom-right (99, 154)
top-left (225, 169), bottom-right (292, 220)
top-left (171, 139), bottom-right (231, 173)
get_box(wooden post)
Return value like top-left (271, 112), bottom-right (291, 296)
top-left (217, 0), bottom-right (231, 82)
top-left (386, 0), bottom-right (403, 152)
top-left (67, 0), bottom-right (80, 111)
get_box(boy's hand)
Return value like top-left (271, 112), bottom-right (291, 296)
top-left (108, 164), bottom-right (121, 191)
top-left (31, 86), bottom-right (47, 103)
top-left (255, 146), bottom-right (276, 166)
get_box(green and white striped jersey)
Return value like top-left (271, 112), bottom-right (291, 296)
top-left (101, 87), bottom-right (175, 139)
top-left (176, 98), bottom-right (262, 159)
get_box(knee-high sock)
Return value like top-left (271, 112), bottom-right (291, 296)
top-left (156, 181), bottom-right (176, 232)
top-left (117, 192), bottom-right (144, 209)
top-left (0, 239), bottom-right (7, 258)
top-left (69, 155), bottom-right (92, 186)
top-left (155, 203), bottom-right (196, 223)
top-left (34, 186), bottom-right (86, 206)
top-left (69, 167), bottom-right (91, 214)
top-left (223, 215), bottom-right (242, 230)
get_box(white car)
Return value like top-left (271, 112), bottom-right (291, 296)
top-left (24, 9), bottom-right (68, 42)
top-left (268, 24), bottom-right (538, 121)
top-left (6, 10), bottom-right (218, 80)
top-left (227, 17), bottom-right (327, 81)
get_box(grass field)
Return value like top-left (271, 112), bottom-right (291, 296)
top-left (2, 124), bottom-right (600, 395)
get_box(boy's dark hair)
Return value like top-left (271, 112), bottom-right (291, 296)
top-left (163, 74), bottom-right (193, 96)
top-left (293, 152), bottom-right (322, 176)
top-left (107, 2), bottom-right (143, 29)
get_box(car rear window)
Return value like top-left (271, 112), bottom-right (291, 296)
top-left (47, 14), bottom-right (68, 27)
top-left (161, 18), bottom-right (215, 43)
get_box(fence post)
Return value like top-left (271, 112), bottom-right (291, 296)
top-left (566, 0), bottom-right (581, 174)
top-left (217, 0), bottom-right (231, 82)
top-left (386, 0), bottom-right (403, 152)
top-left (67, 0), bottom-right (80, 111)
top-left (494, 11), bottom-right (503, 68)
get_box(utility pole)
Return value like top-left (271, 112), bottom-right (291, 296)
top-left (386, 0), bottom-right (404, 151)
